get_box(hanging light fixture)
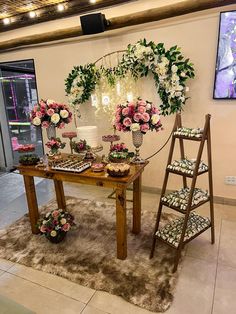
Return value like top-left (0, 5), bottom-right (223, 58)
top-left (57, 4), bottom-right (65, 12)
top-left (29, 11), bottom-right (37, 18)
top-left (90, 0), bottom-right (96, 4)
top-left (3, 17), bottom-right (11, 25)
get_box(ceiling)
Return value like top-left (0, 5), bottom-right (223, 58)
top-left (0, 0), bottom-right (134, 31)
top-left (0, 0), bottom-right (65, 18)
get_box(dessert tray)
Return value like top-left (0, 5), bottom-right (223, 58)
top-left (51, 160), bottom-right (92, 173)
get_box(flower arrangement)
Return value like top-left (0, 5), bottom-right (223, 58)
top-left (17, 144), bottom-right (35, 153)
top-left (45, 137), bottom-right (66, 155)
top-left (110, 142), bottom-right (128, 152)
top-left (65, 39), bottom-right (195, 116)
top-left (19, 154), bottom-right (39, 166)
top-left (72, 139), bottom-right (90, 153)
top-left (31, 99), bottom-right (73, 128)
top-left (114, 99), bottom-right (162, 134)
top-left (38, 209), bottom-right (75, 243)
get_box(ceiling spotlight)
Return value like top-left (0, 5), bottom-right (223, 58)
top-left (57, 4), bottom-right (65, 12)
top-left (29, 11), bottom-right (36, 18)
top-left (89, 0), bottom-right (96, 3)
top-left (3, 17), bottom-right (11, 25)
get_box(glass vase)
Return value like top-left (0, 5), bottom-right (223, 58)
top-left (132, 130), bottom-right (145, 164)
top-left (46, 124), bottom-right (56, 140)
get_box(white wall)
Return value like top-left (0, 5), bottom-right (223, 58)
top-left (1, 4), bottom-right (236, 198)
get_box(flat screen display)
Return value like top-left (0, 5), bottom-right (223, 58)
top-left (214, 11), bottom-right (236, 99)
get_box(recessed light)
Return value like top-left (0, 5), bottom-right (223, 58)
top-left (3, 17), bottom-right (11, 25)
top-left (57, 4), bottom-right (65, 12)
top-left (29, 11), bottom-right (36, 18)
top-left (89, 0), bottom-right (96, 3)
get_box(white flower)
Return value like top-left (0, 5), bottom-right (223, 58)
top-left (60, 218), bottom-right (67, 225)
top-left (185, 86), bottom-right (190, 92)
top-left (180, 72), bottom-right (186, 77)
top-left (50, 230), bottom-right (57, 237)
top-left (46, 99), bottom-right (56, 105)
top-left (46, 212), bottom-right (50, 218)
top-left (151, 114), bottom-right (160, 125)
top-left (60, 110), bottom-right (69, 118)
top-left (146, 103), bottom-right (152, 110)
top-left (51, 113), bottom-right (60, 124)
top-left (42, 220), bottom-right (47, 225)
top-left (176, 85), bottom-right (184, 91)
top-left (32, 117), bottom-right (41, 126)
top-left (161, 56), bottom-right (169, 65)
top-left (171, 65), bottom-right (178, 73)
top-left (130, 123), bottom-right (140, 132)
top-left (172, 74), bottom-right (179, 82)
top-left (175, 91), bottom-right (182, 97)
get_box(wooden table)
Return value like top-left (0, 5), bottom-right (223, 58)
top-left (17, 162), bottom-right (148, 260)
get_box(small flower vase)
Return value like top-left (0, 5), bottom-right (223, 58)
top-left (46, 124), bottom-right (56, 140)
top-left (132, 130), bottom-right (145, 164)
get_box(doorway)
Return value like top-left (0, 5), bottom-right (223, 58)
top-left (0, 59), bottom-right (44, 171)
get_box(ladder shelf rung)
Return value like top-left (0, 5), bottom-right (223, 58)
top-left (161, 198), bottom-right (210, 213)
top-left (173, 134), bottom-right (203, 141)
top-left (167, 168), bottom-right (209, 177)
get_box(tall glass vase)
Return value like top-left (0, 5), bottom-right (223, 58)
top-left (46, 124), bottom-right (56, 140)
top-left (132, 130), bottom-right (145, 164)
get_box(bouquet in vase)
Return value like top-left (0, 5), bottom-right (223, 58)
top-left (114, 99), bottom-right (162, 134)
top-left (30, 99), bottom-right (73, 129)
top-left (45, 137), bottom-right (66, 155)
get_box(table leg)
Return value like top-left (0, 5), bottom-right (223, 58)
top-left (133, 174), bottom-right (141, 234)
top-left (116, 187), bottom-right (127, 260)
top-left (54, 180), bottom-right (66, 210)
top-left (23, 175), bottom-right (39, 234)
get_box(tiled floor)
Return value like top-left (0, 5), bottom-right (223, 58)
top-left (0, 176), bottom-right (235, 313)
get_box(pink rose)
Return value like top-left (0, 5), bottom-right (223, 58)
top-left (140, 123), bottom-right (150, 133)
top-left (41, 121), bottom-right (50, 128)
top-left (36, 111), bottom-right (42, 118)
top-left (115, 116), bottom-right (120, 123)
top-left (128, 102), bottom-right (135, 107)
top-left (52, 210), bottom-right (59, 218)
top-left (134, 112), bottom-right (142, 122)
top-left (138, 106), bottom-right (146, 114)
top-left (123, 117), bottom-right (132, 127)
top-left (138, 100), bottom-right (147, 106)
top-left (122, 107), bottom-right (129, 116)
top-left (62, 223), bottom-right (70, 232)
top-left (58, 122), bottom-right (65, 129)
top-left (152, 106), bottom-right (159, 114)
top-left (115, 123), bottom-right (122, 131)
top-left (33, 105), bottom-right (38, 113)
top-left (40, 225), bottom-right (47, 233)
top-left (47, 108), bottom-right (55, 116)
top-left (40, 103), bottom-right (47, 110)
top-left (142, 112), bottom-right (150, 122)
top-left (116, 107), bottom-right (122, 114)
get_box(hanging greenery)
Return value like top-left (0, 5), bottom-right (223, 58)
top-left (65, 39), bottom-right (195, 116)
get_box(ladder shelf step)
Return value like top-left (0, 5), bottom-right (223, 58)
top-left (155, 212), bottom-right (211, 248)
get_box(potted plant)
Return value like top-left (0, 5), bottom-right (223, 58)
top-left (38, 209), bottom-right (75, 243)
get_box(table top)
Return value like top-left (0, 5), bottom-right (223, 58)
top-left (17, 161), bottom-right (149, 188)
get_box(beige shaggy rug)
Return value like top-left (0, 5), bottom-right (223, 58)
top-left (0, 197), bottom-right (182, 313)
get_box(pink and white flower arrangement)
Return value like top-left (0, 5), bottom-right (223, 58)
top-left (45, 137), bottom-right (66, 155)
top-left (114, 99), bottom-right (163, 134)
top-left (31, 99), bottom-right (73, 128)
top-left (38, 209), bottom-right (75, 241)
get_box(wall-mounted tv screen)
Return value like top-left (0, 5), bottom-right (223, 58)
top-left (214, 11), bottom-right (236, 99)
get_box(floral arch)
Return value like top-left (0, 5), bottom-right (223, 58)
top-left (65, 39), bottom-right (195, 117)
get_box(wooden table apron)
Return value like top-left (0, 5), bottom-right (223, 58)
top-left (17, 163), bottom-right (148, 260)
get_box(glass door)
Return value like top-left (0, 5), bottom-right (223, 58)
top-left (0, 59), bottom-right (44, 171)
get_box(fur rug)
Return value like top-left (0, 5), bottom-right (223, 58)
top-left (0, 197), bottom-right (182, 313)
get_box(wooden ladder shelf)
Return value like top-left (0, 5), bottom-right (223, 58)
top-left (150, 113), bottom-right (215, 272)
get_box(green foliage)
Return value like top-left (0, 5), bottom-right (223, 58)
top-left (65, 39), bottom-right (195, 116)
